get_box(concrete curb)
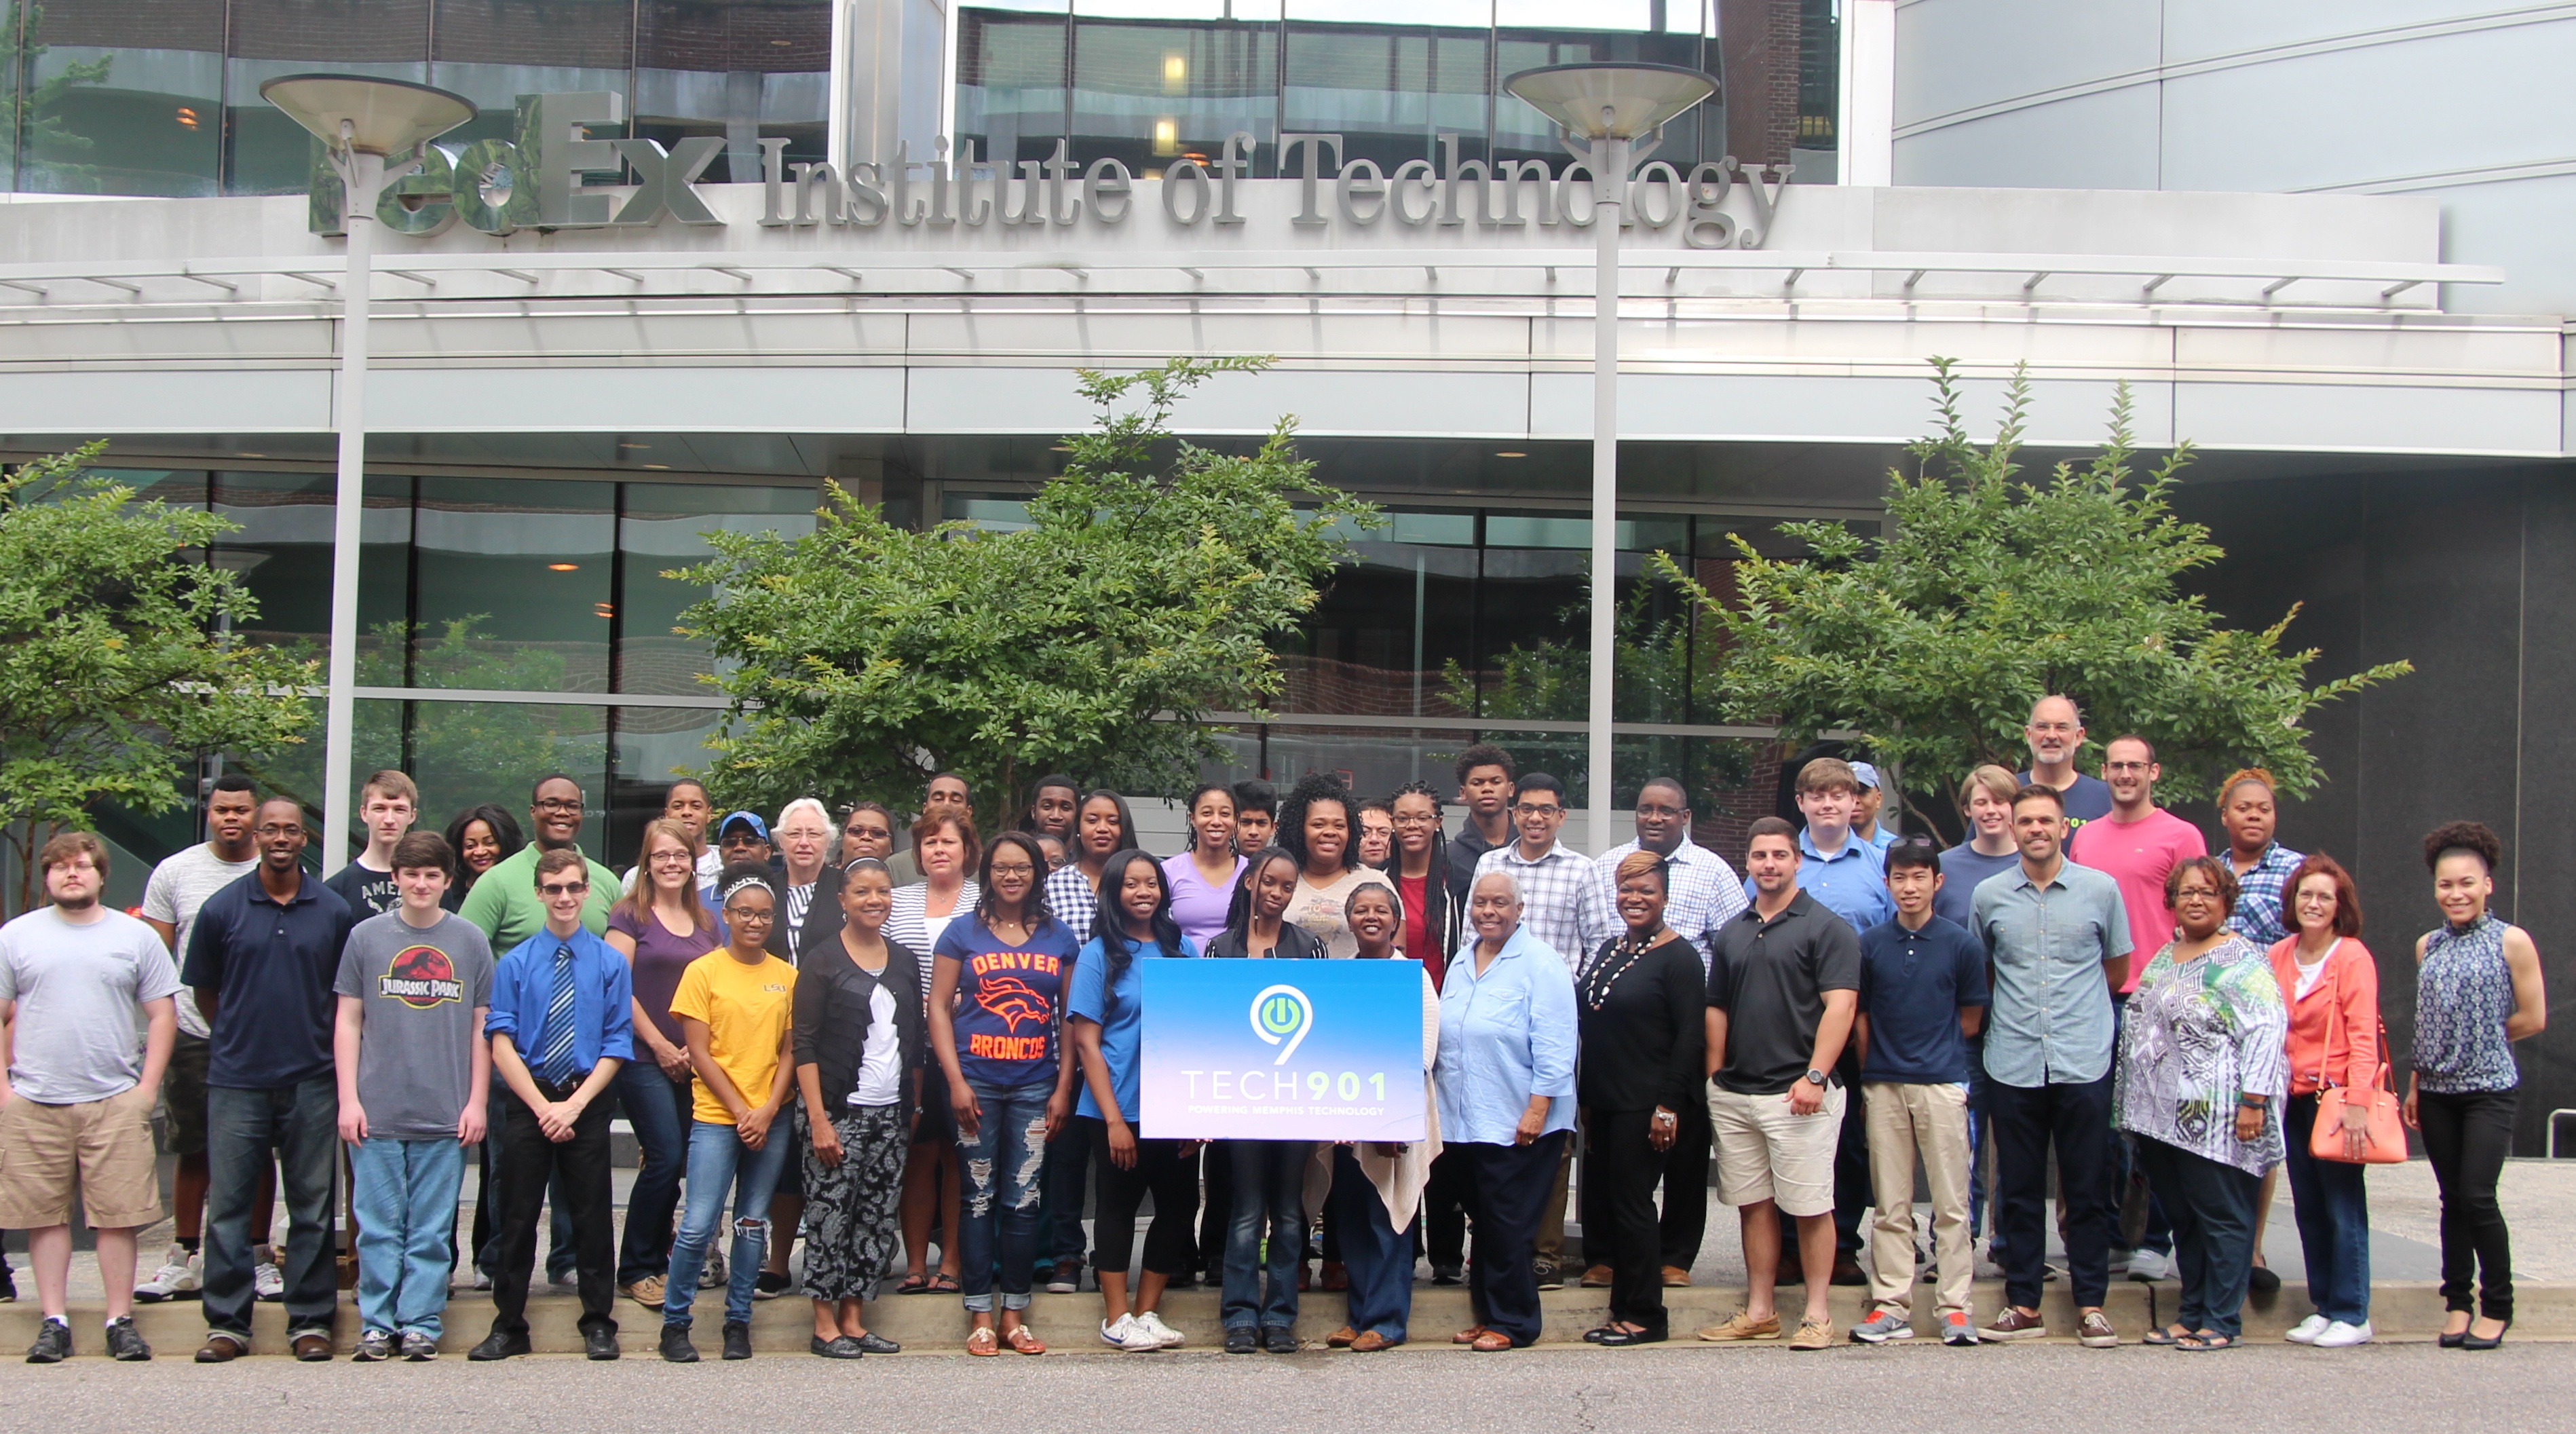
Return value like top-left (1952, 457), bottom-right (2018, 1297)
top-left (0, 1279), bottom-right (2547, 1358)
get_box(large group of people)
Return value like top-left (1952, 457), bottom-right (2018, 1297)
top-left (0, 697), bottom-right (2548, 1362)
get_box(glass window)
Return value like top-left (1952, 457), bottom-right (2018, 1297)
top-left (1288, 508), bottom-right (1477, 719)
top-left (1284, 1), bottom-right (1484, 173)
top-left (15, 0), bottom-right (223, 195)
top-left (956, 0), bottom-right (1069, 168)
top-left (430, 0), bottom-right (635, 151)
top-left (402, 698), bottom-right (611, 851)
top-left (411, 475), bottom-right (614, 693)
top-left (609, 704), bottom-right (725, 861)
top-left (222, 0), bottom-right (432, 195)
top-left (634, 0), bottom-right (830, 183)
top-left (615, 481), bottom-right (817, 696)
top-left (211, 472), bottom-right (410, 656)
top-left (1071, 0), bottom-right (1278, 179)
top-left (1494, 1), bottom-right (1707, 170)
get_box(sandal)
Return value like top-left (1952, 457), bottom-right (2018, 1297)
top-left (1469, 1329), bottom-right (1513, 1353)
top-left (2175, 1332), bottom-right (2238, 1351)
top-left (895, 1272), bottom-right (931, 1296)
top-left (1004, 1325), bottom-right (1047, 1355)
top-left (926, 1272), bottom-right (962, 1294)
top-left (964, 1325), bottom-right (1000, 1357)
top-left (2142, 1323), bottom-right (2190, 1346)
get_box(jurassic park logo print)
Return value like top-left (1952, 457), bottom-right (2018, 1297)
top-left (380, 945), bottom-right (466, 1009)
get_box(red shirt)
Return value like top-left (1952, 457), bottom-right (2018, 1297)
top-left (1398, 873), bottom-right (1440, 992)
top-left (2067, 807), bottom-right (2208, 994)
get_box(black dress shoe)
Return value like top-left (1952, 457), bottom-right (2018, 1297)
top-left (468, 1331), bottom-right (531, 1361)
top-left (722, 1320), bottom-right (754, 1360)
top-left (2438, 1327), bottom-right (2468, 1348)
top-left (812, 1335), bottom-right (865, 1359)
top-left (850, 1331), bottom-right (901, 1355)
top-left (584, 1326), bottom-right (620, 1360)
top-left (1262, 1325), bottom-right (1298, 1354)
top-left (2463, 1319), bottom-right (2512, 1351)
top-left (1597, 1326), bottom-right (1667, 1347)
top-left (1583, 1326), bottom-right (1610, 1344)
top-left (659, 1324), bottom-right (699, 1363)
top-left (1224, 1327), bottom-right (1258, 1355)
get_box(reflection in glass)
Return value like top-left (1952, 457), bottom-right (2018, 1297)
top-left (1072, 3), bottom-right (1278, 178)
top-left (401, 699), bottom-right (610, 852)
top-left (1288, 510), bottom-right (1477, 719)
top-left (1283, 3), bottom-right (1483, 172)
top-left (16, 0), bottom-right (223, 195)
top-left (430, 0), bottom-right (634, 150)
top-left (609, 704), bottom-right (724, 858)
top-left (221, 0), bottom-right (431, 194)
top-left (411, 476), bottom-right (614, 692)
top-left (956, 0), bottom-right (1068, 167)
top-left (634, 0), bottom-right (830, 182)
top-left (616, 483), bottom-right (816, 696)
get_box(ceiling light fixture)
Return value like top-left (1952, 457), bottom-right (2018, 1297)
top-left (548, 562), bottom-right (579, 571)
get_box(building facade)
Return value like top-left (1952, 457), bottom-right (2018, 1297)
top-left (3, 3), bottom-right (2569, 1139)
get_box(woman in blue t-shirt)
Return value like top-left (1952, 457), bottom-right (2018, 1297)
top-left (1069, 849), bottom-right (1202, 1351)
top-left (928, 831), bottom-right (1080, 1356)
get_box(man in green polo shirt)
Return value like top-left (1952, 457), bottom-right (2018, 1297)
top-left (459, 774), bottom-right (619, 952)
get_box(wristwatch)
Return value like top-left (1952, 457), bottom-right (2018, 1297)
top-left (1803, 1069), bottom-right (1827, 1088)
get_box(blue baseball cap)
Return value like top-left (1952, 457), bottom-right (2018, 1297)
top-left (1849, 761), bottom-right (1882, 791)
top-left (717, 810), bottom-right (770, 842)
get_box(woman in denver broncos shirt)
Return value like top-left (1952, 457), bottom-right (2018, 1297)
top-left (928, 831), bottom-right (1081, 1355)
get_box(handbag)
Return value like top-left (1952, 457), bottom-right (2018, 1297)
top-left (2307, 943), bottom-right (2406, 1164)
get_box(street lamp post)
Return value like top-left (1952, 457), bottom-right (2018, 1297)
top-left (1502, 62), bottom-right (1716, 854)
top-left (261, 75), bottom-right (474, 873)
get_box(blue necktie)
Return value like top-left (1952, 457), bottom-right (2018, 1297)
top-left (535, 943), bottom-right (579, 1085)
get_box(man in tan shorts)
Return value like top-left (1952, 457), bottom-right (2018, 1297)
top-left (1694, 817), bottom-right (1860, 1351)
top-left (0, 831), bottom-right (182, 1362)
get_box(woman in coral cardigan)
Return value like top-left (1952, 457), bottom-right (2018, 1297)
top-left (2267, 854), bottom-right (2379, 1348)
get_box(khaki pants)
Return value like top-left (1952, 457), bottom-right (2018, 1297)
top-left (1534, 1137), bottom-right (1574, 1267)
top-left (1862, 1081), bottom-right (1974, 1316)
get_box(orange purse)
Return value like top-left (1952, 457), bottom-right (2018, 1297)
top-left (2308, 948), bottom-right (2406, 1164)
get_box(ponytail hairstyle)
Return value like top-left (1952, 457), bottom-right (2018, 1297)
top-left (1093, 849), bottom-right (1187, 1000)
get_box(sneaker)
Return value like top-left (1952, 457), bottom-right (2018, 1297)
top-left (1046, 1261), bottom-right (1080, 1296)
top-left (754, 1269), bottom-right (792, 1300)
top-left (1100, 1314), bottom-right (1140, 1349)
top-left (26, 1319), bottom-right (71, 1363)
top-left (1849, 1309), bottom-right (1913, 1344)
top-left (254, 1262), bottom-right (284, 1301)
top-left (1224, 1327), bottom-right (1257, 1355)
top-left (1532, 1260), bottom-right (1563, 1291)
top-left (354, 1329), bottom-right (396, 1361)
top-left (2313, 1319), bottom-right (2374, 1348)
top-left (659, 1324), bottom-right (699, 1363)
top-left (2077, 1310), bottom-right (2118, 1348)
top-left (105, 1317), bottom-right (151, 1362)
top-left (400, 1331), bottom-right (439, 1361)
top-left (2284, 1313), bottom-right (2330, 1344)
top-left (722, 1319), bottom-right (753, 1361)
top-left (1940, 1312), bottom-right (1977, 1346)
top-left (2126, 1248), bottom-right (2172, 1283)
top-left (1978, 1307), bottom-right (2049, 1341)
top-left (1694, 1310), bottom-right (1782, 1342)
top-left (623, 1275), bottom-right (666, 1309)
top-left (2106, 1247), bottom-right (2133, 1275)
top-left (136, 1247), bottom-right (202, 1302)
top-left (1133, 1310), bottom-right (1184, 1350)
top-left (1789, 1317), bottom-right (1836, 1351)
top-left (700, 1249), bottom-right (726, 1289)
top-left (1262, 1325), bottom-right (1298, 1353)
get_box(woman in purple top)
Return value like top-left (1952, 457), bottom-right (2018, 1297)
top-left (604, 818), bottom-right (727, 1295)
top-left (1162, 782), bottom-right (1245, 949)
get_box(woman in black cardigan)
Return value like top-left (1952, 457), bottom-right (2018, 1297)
top-left (1578, 850), bottom-right (1708, 1346)
top-left (793, 858), bottom-right (924, 1358)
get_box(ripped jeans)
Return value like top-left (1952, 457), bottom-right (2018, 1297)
top-left (955, 1080), bottom-right (1052, 1313)
top-left (663, 1118), bottom-right (791, 1328)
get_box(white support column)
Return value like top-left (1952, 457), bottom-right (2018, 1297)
top-left (1586, 133), bottom-right (1627, 856)
top-left (320, 149), bottom-right (382, 878)
top-left (1839, 0), bottom-right (1897, 186)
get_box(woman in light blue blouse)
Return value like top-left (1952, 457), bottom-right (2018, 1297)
top-left (1434, 869), bottom-right (1577, 1352)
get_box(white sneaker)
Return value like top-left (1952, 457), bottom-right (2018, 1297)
top-left (2313, 1319), bottom-right (2374, 1348)
top-left (2125, 1249), bottom-right (2171, 1282)
top-left (1132, 1310), bottom-right (1184, 1350)
top-left (700, 1248), bottom-right (727, 1290)
top-left (2284, 1313), bottom-right (2330, 1344)
top-left (136, 1247), bottom-right (201, 1302)
top-left (1100, 1314), bottom-right (1140, 1349)
top-left (253, 1262), bottom-right (285, 1301)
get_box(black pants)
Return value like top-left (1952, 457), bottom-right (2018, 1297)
top-left (2132, 1137), bottom-right (2260, 1339)
top-left (1583, 1109), bottom-right (1669, 1334)
top-left (1988, 1072), bottom-right (2116, 1310)
top-left (1196, 1139), bottom-right (1232, 1277)
top-left (1659, 1099), bottom-right (1711, 1272)
top-left (487, 1078), bottom-right (618, 1338)
top-left (1458, 1133), bottom-right (1564, 1348)
top-left (1084, 1117), bottom-right (1198, 1281)
top-left (1422, 1147), bottom-right (1471, 1270)
top-left (1040, 1116), bottom-right (1091, 1272)
top-left (2417, 1087), bottom-right (2517, 1319)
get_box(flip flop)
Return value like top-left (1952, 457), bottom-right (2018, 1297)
top-left (2142, 1324), bottom-right (2189, 1346)
top-left (1005, 1325), bottom-right (1047, 1355)
top-left (2175, 1332), bottom-right (2239, 1351)
top-left (965, 1326), bottom-right (999, 1357)
top-left (927, 1273), bottom-right (962, 1294)
top-left (895, 1273), bottom-right (931, 1296)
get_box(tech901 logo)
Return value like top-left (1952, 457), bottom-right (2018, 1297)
top-left (1249, 985), bottom-right (1312, 1064)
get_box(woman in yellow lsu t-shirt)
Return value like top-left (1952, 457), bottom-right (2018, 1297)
top-left (657, 866), bottom-right (798, 1362)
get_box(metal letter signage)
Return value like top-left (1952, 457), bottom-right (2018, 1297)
top-left (314, 96), bottom-right (1792, 248)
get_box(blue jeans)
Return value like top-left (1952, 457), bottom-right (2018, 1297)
top-left (1224, 1139), bottom-right (1312, 1331)
top-left (2282, 1094), bottom-right (2372, 1325)
top-left (204, 1077), bottom-right (339, 1336)
top-left (954, 1080), bottom-right (1050, 1313)
top-left (350, 1136), bottom-right (467, 1338)
top-left (1328, 1147), bottom-right (1415, 1343)
top-left (662, 1119), bottom-right (790, 1327)
top-left (613, 1063), bottom-right (693, 1285)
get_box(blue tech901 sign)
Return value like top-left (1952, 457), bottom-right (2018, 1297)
top-left (1139, 960), bottom-right (1425, 1143)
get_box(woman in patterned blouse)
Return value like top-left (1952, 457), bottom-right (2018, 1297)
top-left (2113, 855), bottom-right (2288, 1351)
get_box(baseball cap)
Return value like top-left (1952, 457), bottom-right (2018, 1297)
top-left (717, 810), bottom-right (770, 842)
top-left (1849, 761), bottom-right (1882, 791)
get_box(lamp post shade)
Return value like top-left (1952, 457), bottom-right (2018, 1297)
top-left (1502, 62), bottom-right (1717, 140)
top-left (259, 73), bottom-right (474, 157)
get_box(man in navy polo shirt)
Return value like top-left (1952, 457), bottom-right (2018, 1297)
top-left (1848, 840), bottom-right (1988, 1346)
top-left (181, 799), bottom-right (355, 1364)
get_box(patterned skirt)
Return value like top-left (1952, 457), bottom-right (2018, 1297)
top-left (799, 1102), bottom-right (909, 1301)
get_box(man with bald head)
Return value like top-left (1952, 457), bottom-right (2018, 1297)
top-left (2017, 696), bottom-right (2113, 825)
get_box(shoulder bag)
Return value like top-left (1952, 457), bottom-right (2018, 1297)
top-left (2310, 943), bottom-right (2406, 1165)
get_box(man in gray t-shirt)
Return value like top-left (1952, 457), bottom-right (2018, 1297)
top-left (331, 831), bottom-right (493, 1351)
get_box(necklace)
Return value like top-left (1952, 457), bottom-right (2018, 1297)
top-left (1581, 928), bottom-right (1667, 1011)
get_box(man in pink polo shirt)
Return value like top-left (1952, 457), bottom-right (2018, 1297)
top-left (2064, 732), bottom-right (2205, 1285)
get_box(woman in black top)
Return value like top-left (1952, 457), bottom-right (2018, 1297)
top-left (792, 859), bottom-right (923, 1358)
top-left (1578, 850), bottom-right (1707, 1346)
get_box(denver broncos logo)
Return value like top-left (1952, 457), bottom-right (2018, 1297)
top-left (976, 976), bottom-right (1051, 1032)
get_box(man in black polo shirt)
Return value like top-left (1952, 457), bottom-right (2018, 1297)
top-left (180, 799), bottom-right (356, 1363)
top-left (1696, 816), bottom-right (1859, 1353)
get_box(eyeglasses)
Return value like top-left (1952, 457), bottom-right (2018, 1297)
top-left (1391, 812), bottom-right (1438, 826)
top-left (845, 826), bottom-right (890, 842)
top-left (2105, 761), bottom-right (2153, 774)
top-left (723, 907), bottom-right (776, 924)
top-left (987, 861), bottom-right (1036, 878)
top-left (648, 850), bottom-right (692, 865)
top-left (533, 798), bottom-right (584, 814)
top-left (2028, 721), bottom-right (2075, 734)
top-left (1512, 804), bottom-right (1564, 817)
top-left (539, 882), bottom-right (588, 897)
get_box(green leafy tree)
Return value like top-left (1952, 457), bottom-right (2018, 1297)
top-left (677, 356), bottom-right (1378, 815)
top-left (8, 1), bottom-right (115, 193)
top-left (0, 445), bottom-right (316, 912)
top-left (1657, 360), bottom-right (2414, 830)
